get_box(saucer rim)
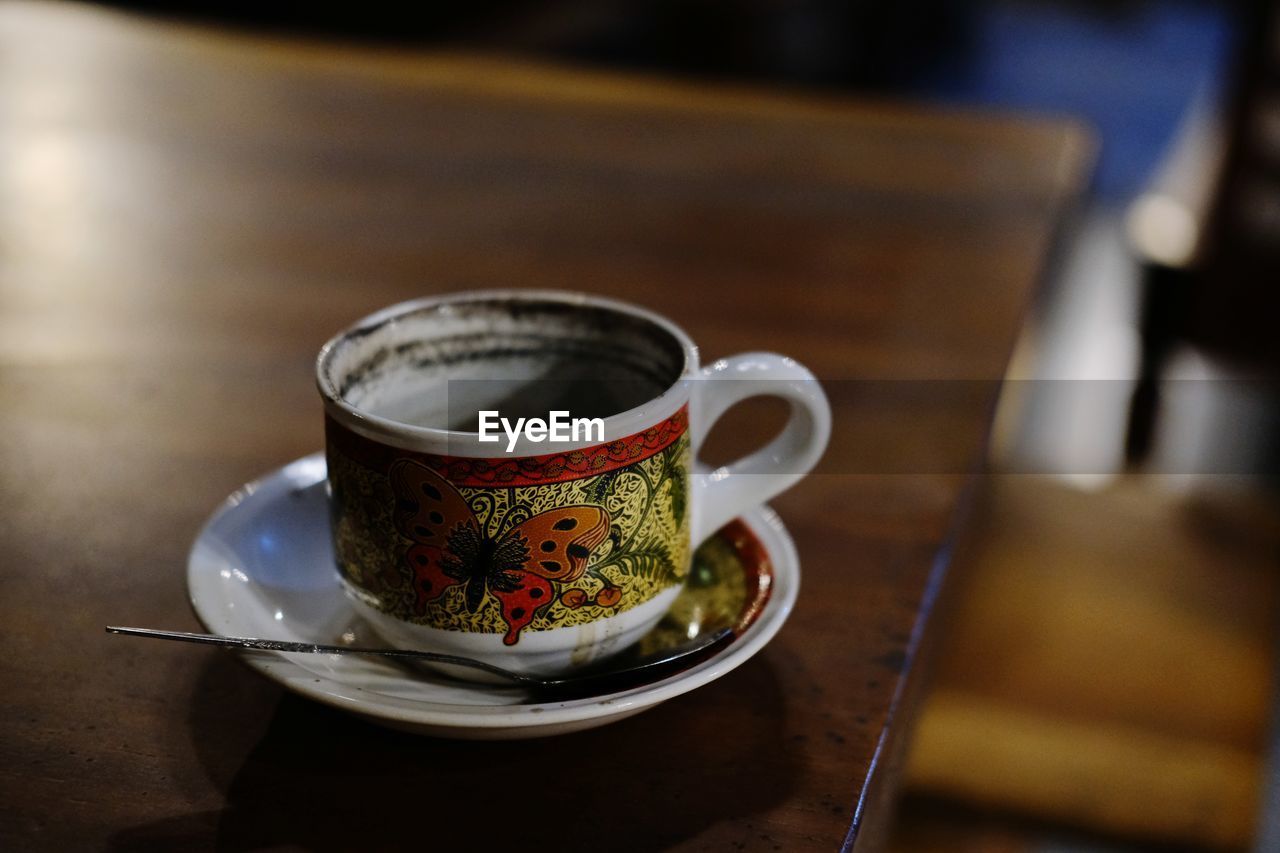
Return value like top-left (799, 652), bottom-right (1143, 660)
top-left (187, 453), bottom-right (799, 733)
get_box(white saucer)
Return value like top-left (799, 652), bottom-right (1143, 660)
top-left (187, 454), bottom-right (799, 739)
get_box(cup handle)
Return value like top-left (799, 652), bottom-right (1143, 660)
top-left (689, 352), bottom-right (832, 544)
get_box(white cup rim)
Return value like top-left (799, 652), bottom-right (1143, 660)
top-left (316, 289), bottom-right (700, 455)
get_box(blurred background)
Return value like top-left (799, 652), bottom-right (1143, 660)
top-left (13, 0), bottom-right (1280, 849)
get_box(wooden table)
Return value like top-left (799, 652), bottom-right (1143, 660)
top-left (0, 3), bottom-right (1090, 850)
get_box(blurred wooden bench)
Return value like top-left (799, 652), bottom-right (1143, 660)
top-left (900, 475), bottom-right (1279, 848)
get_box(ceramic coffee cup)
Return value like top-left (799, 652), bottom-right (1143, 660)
top-left (317, 291), bottom-right (829, 675)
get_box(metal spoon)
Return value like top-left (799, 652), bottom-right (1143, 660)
top-left (105, 625), bottom-right (734, 694)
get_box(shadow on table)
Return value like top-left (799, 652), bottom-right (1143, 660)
top-left (108, 649), bottom-right (799, 852)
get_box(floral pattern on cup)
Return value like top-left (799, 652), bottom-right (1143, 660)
top-left (327, 409), bottom-right (691, 644)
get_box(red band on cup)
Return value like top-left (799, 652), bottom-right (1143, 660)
top-left (326, 406), bottom-right (688, 487)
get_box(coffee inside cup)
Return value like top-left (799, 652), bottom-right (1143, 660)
top-left (320, 297), bottom-right (687, 432)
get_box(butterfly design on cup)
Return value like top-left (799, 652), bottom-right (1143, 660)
top-left (389, 460), bottom-right (611, 645)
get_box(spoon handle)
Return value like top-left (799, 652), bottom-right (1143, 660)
top-left (105, 625), bottom-right (542, 685)
top-left (105, 625), bottom-right (735, 692)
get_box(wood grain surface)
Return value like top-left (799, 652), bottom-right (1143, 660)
top-left (904, 476), bottom-right (1279, 848)
top-left (0, 2), bottom-right (1090, 850)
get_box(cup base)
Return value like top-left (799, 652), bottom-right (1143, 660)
top-left (343, 583), bottom-right (683, 678)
